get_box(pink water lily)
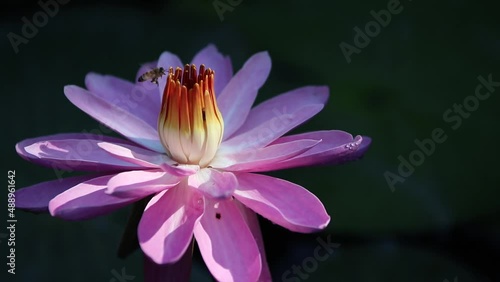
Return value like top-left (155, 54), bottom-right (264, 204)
top-left (16, 44), bottom-right (371, 282)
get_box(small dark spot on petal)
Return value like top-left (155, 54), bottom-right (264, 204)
top-left (215, 213), bottom-right (221, 220)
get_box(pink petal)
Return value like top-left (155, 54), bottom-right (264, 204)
top-left (255, 131), bottom-right (372, 172)
top-left (194, 198), bottom-right (261, 282)
top-left (139, 186), bottom-right (204, 264)
top-left (156, 51), bottom-right (183, 100)
top-left (49, 174), bottom-right (140, 220)
top-left (64, 85), bottom-right (164, 152)
top-left (106, 170), bottom-right (180, 198)
top-left (97, 142), bottom-right (167, 168)
top-left (85, 72), bottom-right (160, 130)
top-left (234, 201), bottom-right (272, 281)
top-left (16, 134), bottom-right (143, 171)
top-left (234, 173), bottom-right (330, 233)
top-left (234, 86), bottom-right (329, 135)
top-left (222, 87), bottom-right (328, 150)
top-left (190, 44), bottom-right (233, 95)
top-left (15, 175), bottom-right (97, 212)
top-left (187, 168), bottom-right (237, 199)
top-left (160, 163), bottom-right (200, 177)
top-left (221, 102), bottom-right (324, 152)
top-left (213, 139), bottom-right (320, 171)
top-left (218, 52), bottom-right (271, 140)
top-left (97, 142), bottom-right (200, 177)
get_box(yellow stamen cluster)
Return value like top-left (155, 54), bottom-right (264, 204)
top-left (158, 64), bottom-right (224, 167)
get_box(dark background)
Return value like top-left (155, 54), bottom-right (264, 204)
top-left (1, 0), bottom-right (499, 281)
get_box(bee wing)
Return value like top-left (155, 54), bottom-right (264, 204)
top-left (136, 61), bottom-right (157, 82)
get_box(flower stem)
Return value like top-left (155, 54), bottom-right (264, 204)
top-left (117, 197), bottom-right (151, 259)
top-left (143, 239), bottom-right (194, 282)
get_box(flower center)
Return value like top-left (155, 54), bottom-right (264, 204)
top-left (158, 64), bottom-right (224, 167)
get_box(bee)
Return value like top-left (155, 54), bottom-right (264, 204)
top-left (138, 67), bottom-right (166, 85)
